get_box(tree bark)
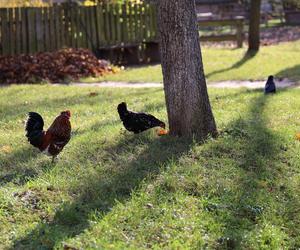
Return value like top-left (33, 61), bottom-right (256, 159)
top-left (156, 0), bottom-right (217, 139)
top-left (248, 0), bottom-right (262, 52)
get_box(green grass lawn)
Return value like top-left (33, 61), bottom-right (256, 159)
top-left (89, 41), bottom-right (300, 83)
top-left (1, 85), bottom-right (300, 249)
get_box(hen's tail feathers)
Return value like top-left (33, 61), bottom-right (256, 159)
top-left (25, 112), bottom-right (45, 148)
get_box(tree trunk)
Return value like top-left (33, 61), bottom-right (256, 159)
top-left (248, 0), bottom-right (262, 52)
top-left (156, 0), bottom-right (217, 139)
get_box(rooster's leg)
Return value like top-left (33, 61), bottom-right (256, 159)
top-left (51, 156), bottom-right (56, 163)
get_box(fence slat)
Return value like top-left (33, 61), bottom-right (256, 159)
top-left (1, 9), bottom-right (9, 55)
top-left (144, 4), bottom-right (150, 41)
top-left (50, 5), bottom-right (56, 50)
top-left (63, 4), bottom-right (70, 49)
top-left (69, 4), bottom-right (76, 48)
top-left (103, 4), bottom-right (110, 47)
top-left (44, 8), bottom-right (50, 51)
top-left (91, 6), bottom-right (97, 48)
top-left (75, 5), bottom-right (82, 48)
top-left (150, 4), bottom-right (156, 40)
top-left (139, 3), bottom-right (144, 42)
top-left (134, 4), bottom-right (139, 43)
top-left (84, 6), bottom-right (92, 49)
top-left (36, 8), bottom-right (43, 52)
top-left (8, 8), bottom-right (15, 55)
top-left (27, 8), bottom-right (36, 54)
top-left (128, 3), bottom-right (134, 43)
top-left (110, 4), bottom-right (116, 44)
top-left (15, 8), bottom-right (21, 54)
top-left (115, 4), bottom-right (121, 45)
top-left (121, 4), bottom-right (127, 44)
top-left (59, 5), bottom-right (65, 48)
top-left (79, 7), bottom-right (87, 48)
top-left (96, 3), bottom-right (105, 47)
top-left (54, 4), bottom-right (61, 50)
top-left (21, 8), bottom-right (27, 53)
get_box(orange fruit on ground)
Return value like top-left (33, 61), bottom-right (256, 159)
top-left (157, 128), bottom-right (168, 136)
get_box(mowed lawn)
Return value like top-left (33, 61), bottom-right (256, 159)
top-left (1, 85), bottom-right (300, 249)
top-left (90, 41), bottom-right (300, 83)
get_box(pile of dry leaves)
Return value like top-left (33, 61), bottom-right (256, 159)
top-left (0, 48), bottom-right (115, 84)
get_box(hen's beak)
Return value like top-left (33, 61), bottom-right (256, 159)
top-left (160, 123), bottom-right (166, 129)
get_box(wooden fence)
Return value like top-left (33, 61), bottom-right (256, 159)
top-left (0, 3), bottom-right (245, 64)
top-left (198, 17), bottom-right (244, 48)
top-left (0, 2), bottom-right (157, 56)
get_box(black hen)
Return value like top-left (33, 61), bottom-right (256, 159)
top-left (117, 102), bottom-right (165, 134)
top-left (264, 75), bottom-right (276, 94)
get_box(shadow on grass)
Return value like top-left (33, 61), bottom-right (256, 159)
top-left (276, 64), bottom-right (300, 83)
top-left (206, 50), bottom-right (258, 80)
top-left (221, 96), bottom-right (278, 245)
top-left (12, 133), bottom-right (193, 249)
top-left (0, 147), bottom-right (42, 186)
top-left (204, 92), bottom-right (289, 248)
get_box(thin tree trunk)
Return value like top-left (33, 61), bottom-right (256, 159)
top-left (156, 0), bottom-right (217, 139)
top-left (248, 0), bottom-right (262, 52)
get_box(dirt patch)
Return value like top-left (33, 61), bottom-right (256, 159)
top-left (58, 78), bottom-right (299, 89)
top-left (209, 78), bottom-right (298, 89)
top-left (57, 82), bottom-right (164, 88)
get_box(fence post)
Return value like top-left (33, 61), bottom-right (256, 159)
top-left (236, 17), bottom-right (244, 48)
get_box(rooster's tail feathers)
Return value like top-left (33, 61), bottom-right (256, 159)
top-left (25, 112), bottom-right (45, 148)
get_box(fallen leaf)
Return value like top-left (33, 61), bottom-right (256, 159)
top-left (146, 203), bottom-right (154, 209)
top-left (0, 145), bottom-right (12, 154)
top-left (89, 92), bottom-right (99, 97)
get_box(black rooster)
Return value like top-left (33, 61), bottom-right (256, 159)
top-left (117, 102), bottom-right (165, 134)
top-left (264, 75), bottom-right (276, 94)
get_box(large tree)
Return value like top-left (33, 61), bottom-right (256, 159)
top-left (248, 0), bottom-right (262, 52)
top-left (156, 0), bottom-right (217, 139)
